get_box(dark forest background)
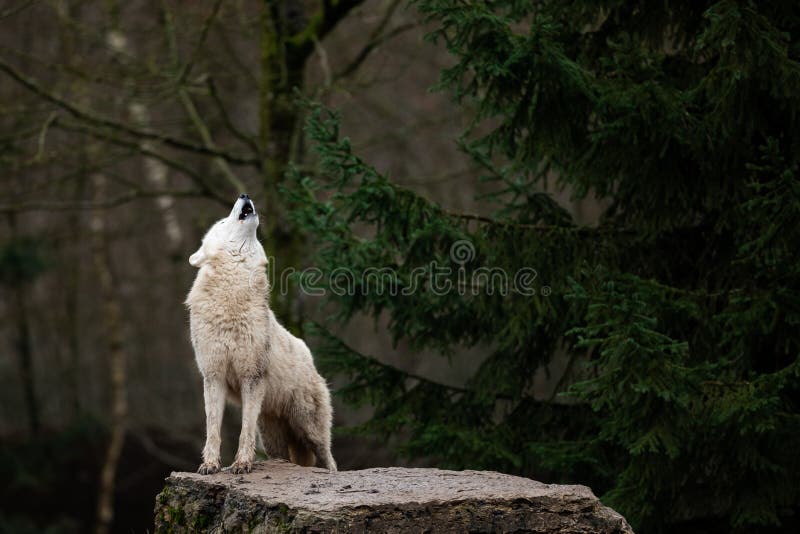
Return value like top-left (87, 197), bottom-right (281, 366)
top-left (1, 1), bottom-right (799, 533)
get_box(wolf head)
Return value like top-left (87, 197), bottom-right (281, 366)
top-left (189, 194), bottom-right (263, 268)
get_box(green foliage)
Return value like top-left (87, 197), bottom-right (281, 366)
top-left (0, 236), bottom-right (48, 286)
top-left (285, 1), bottom-right (800, 531)
top-left (0, 416), bottom-right (107, 533)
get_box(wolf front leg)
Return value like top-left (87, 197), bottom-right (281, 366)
top-left (230, 377), bottom-right (267, 474)
top-left (198, 376), bottom-right (226, 474)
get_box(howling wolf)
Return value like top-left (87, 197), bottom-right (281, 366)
top-left (185, 194), bottom-right (336, 474)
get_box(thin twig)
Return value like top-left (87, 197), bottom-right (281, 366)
top-left (176, 0), bottom-right (224, 85)
top-left (160, 4), bottom-right (247, 194)
top-left (31, 111), bottom-right (57, 162)
top-left (335, 9), bottom-right (414, 81)
top-left (207, 77), bottom-right (261, 154)
top-left (177, 86), bottom-right (247, 193)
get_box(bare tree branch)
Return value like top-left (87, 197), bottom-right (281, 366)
top-left (289, 0), bottom-right (366, 60)
top-left (0, 187), bottom-right (205, 213)
top-left (332, 0), bottom-right (414, 82)
top-left (177, 86), bottom-right (247, 193)
top-left (443, 209), bottom-right (630, 235)
top-left (53, 118), bottom-right (231, 206)
top-left (335, 23), bottom-right (415, 81)
top-left (160, 3), bottom-right (247, 194)
top-left (0, 123), bottom-right (42, 144)
top-left (0, 57), bottom-right (261, 167)
top-left (175, 0), bottom-right (225, 85)
top-left (393, 166), bottom-right (481, 186)
top-left (0, 0), bottom-right (39, 20)
top-left (0, 44), bottom-right (160, 92)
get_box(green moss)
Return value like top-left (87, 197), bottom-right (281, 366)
top-left (274, 520), bottom-right (291, 533)
top-left (191, 513), bottom-right (210, 530)
top-left (155, 506), bottom-right (182, 534)
top-left (168, 506), bottom-right (186, 527)
top-left (266, 504), bottom-right (294, 533)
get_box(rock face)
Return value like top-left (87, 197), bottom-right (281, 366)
top-left (154, 460), bottom-right (633, 533)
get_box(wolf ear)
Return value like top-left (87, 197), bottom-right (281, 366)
top-left (189, 245), bottom-right (207, 268)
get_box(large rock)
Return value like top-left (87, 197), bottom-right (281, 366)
top-left (154, 460), bottom-right (633, 533)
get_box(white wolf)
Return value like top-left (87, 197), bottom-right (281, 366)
top-left (185, 194), bottom-right (336, 474)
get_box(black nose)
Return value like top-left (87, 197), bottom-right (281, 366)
top-left (239, 193), bottom-right (249, 199)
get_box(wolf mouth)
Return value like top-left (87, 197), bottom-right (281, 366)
top-left (239, 201), bottom-right (254, 220)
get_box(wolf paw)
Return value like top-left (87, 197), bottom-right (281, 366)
top-left (197, 461), bottom-right (220, 475)
top-left (229, 460), bottom-right (253, 474)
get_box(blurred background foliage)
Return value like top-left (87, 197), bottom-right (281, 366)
top-left (1, 0), bottom-right (798, 533)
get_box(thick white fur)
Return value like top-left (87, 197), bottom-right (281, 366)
top-left (185, 197), bottom-right (336, 474)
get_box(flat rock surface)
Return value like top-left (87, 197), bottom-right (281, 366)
top-left (155, 459), bottom-right (633, 533)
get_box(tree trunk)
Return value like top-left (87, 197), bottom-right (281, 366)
top-left (7, 213), bottom-right (40, 435)
top-left (62, 174), bottom-right (87, 417)
top-left (91, 175), bottom-right (128, 534)
top-left (257, 1), bottom-right (314, 331)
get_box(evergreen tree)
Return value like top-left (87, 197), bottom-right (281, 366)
top-left (286, 1), bottom-right (800, 531)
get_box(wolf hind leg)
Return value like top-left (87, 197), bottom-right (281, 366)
top-left (262, 414), bottom-right (315, 467)
top-left (287, 434), bottom-right (316, 467)
top-left (259, 413), bottom-right (291, 461)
